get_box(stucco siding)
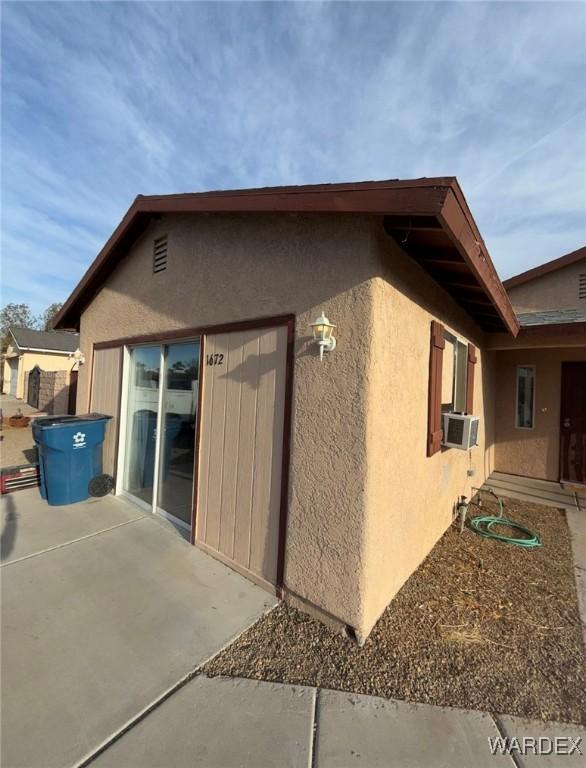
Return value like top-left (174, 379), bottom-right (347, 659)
top-left (77, 211), bottom-right (500, 638)
top-left (78, 212), bottom-right (382, 629)
top-left (494, 347), bottom-right (586, 481)
top-left (360, 234), bottom-right (494, 636)
top-left (507, 258), bottom-right (586, 313)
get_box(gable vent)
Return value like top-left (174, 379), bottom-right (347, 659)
top-left (579, 273), bottom-right (586, 299)
top-left (153, 235), bottom-right (168, 274)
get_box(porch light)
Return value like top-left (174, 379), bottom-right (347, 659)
top-left (310, 312), bottom-right (337, 361)
top-left (70, 348), bottom-right (85, 366)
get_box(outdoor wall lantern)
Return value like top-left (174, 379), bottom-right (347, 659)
top-left (70, 348), bottom-right (86, 367)
top-left (310, 311), bottom-right (337, 361)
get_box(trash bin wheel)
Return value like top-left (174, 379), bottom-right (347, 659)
top-left (88, 473), bottom-right (114, 497)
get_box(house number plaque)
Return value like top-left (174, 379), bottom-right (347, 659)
top-left (206, 353), bottom-right (225, 366)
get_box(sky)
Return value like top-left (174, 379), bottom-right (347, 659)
top-left (1, 1), bottom-right (585, 314)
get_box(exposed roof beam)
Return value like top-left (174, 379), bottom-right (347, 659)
top-left (418, 259), bottom-right (470, 273)
top-left (442, 282), bottom-right (486, 294)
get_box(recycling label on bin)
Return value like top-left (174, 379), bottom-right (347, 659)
top-left (72, 431), bottom-right (87, 449)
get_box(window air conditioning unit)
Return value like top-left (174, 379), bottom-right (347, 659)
top-left (442, 413), bottom-right (479, 450)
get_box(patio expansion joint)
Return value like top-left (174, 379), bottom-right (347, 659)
top-left (75, 668), bottom-right (204, 767)
top-left (74, 601), bottom-right (279, 768)
top-left (309, 687), bottom-right (320, 768)
top-left (492, 714), bottom-right (525, 768)
top-left (0, 514), bottom-right (147, 567)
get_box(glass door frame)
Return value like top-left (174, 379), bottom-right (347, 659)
top-left (116, 337), bottom-right (201, 535)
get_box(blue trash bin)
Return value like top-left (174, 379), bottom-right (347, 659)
top-left (32, 413), bottom-right (112, 506)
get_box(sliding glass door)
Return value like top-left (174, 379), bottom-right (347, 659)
top-left (122, 340), bottom-right (200, 533)
top-left (156, 342), bottom-right (200, 527)
top-left (123, 345), bottom-right (161, 508)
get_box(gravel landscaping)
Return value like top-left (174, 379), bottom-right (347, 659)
top-left (205, 496), bottom-right (586, 724)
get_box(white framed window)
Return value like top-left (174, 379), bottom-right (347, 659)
top-left (442, 333), bottom-right (468, 413)
top-left (516, 365), bottom-right (535, 429)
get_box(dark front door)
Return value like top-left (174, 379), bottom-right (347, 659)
top-left (27, 366), bottom-right (41, 409)
top-left (68, 370), bottom-right (78, 415)
top-left (560, 362), bottom-right (586, 484)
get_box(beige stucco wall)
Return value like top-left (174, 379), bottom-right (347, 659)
top-left (507, 258), bottom-right (586, 313)
top-left (2, 347), bottom-right (72, 400)
top-left (494, 346), bottom-right (586, 481)
top-left (360, 233), bottom-right (495, 635)
top-left (77, 212), bottom-right (495, 638)
top-left (78, 213), bottom-right (380, 629)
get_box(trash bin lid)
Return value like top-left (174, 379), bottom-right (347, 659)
top-left (33, 413), bottom-right (112, 428)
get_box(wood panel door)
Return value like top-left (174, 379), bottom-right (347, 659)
top-left (195, 325), bottom-right (288, 590)
top-left (560, 362), bottom-right (586, 484)
top-left (90, 347), bottom-right (122, 477)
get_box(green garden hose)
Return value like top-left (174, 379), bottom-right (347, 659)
top-left (468, 492), bottom-right (542, 549)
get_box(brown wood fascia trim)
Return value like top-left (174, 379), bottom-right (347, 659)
top-left (437, 189), bottom-right (519, 336)
top-left (137, 177), bottom-right (457, 202)
top-left (92, 314), bottom-right (296, 350)
top-left (486, 328), bottom-right (586, 350)
top-left (276, 316), bottom-right (296, 597)
top-left (136, 185), bottom-right (448, 216)
top-left (53, 180), bottom-right (454, 330)
top-left (503, 246), bottom-right (586, 290)
top-left (190, 336), bottom-right (206, 546)
top-left (519, 321), bottom-right (586, 336)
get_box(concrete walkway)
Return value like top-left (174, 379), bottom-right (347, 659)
top-left (1, 489), bottom-right (276, 768)
top-left (482, 471), bottom-right (584, 511)
top-left (89, 675), bottom-right (585, 768)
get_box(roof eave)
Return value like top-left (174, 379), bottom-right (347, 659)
top-left (436, 183), bottom-right (519, 336)
top-left (519, 321), bottom-right (586, 335)
top-left (504, 245), bottom-right (586, 289)
top-left (53, 178), bottom-right (517, 335)
top-left (53, 180), bottom-right (453, 330)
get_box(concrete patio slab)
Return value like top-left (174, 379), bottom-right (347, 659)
top-left (1, 498), bottom-right (276, 768)
top-left (497, 715), bottom-right (586, 766)
top-left (314, 690), bottom-right (514, 767)
top-left (91, 675), bottom-right (315, 768)
top-left (1, 487), bottom-right (145, 563)
top-left (482, 472), bottom-right (578, 510)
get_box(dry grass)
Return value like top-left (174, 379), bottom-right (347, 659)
top-left (205, 496), bottom-right (586, 724)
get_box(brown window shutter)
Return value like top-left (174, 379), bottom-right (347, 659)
top-left (465, 343), bottom-right (477, 414)
top-left (427, 320), bottom-right (445, 456)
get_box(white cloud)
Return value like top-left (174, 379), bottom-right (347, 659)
top-left (1, 1), bottom-right (585, 311)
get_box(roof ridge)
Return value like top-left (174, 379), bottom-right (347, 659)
top-left (504, 245), bottom-right (586, 289)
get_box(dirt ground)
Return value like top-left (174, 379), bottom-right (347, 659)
top-left (205, 496), bottom-right (586, 724)
top-left (0, 395), bottom-right (41, 468)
